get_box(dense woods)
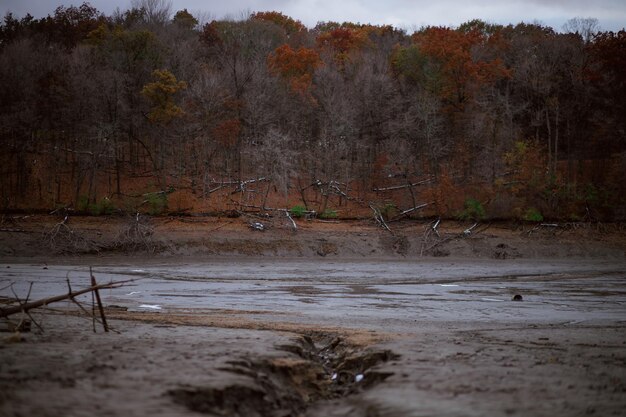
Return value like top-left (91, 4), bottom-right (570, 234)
top-left (1, 1), bottom-right (624, 221)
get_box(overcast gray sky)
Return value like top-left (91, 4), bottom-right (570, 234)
top-left (1, 0), bottom-right (625, 32)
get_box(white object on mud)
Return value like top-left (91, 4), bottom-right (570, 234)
top-left (331, 373), bottom-right (337, 380)
top-left (127, 291), bottom-right (141, 295)
top-left (439, 284), bottom-right (459, 287)
top-left (355, 374), bottom-right (364, 383)
top-left (131, 269), bottom-right (146, 273)
top-left (139, 304), bottom-right (162, 310)
top-left (250, 222), bottom-right (265, 231)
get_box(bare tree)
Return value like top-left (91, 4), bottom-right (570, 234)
top-left (563, 17), bottom-right (600, 43)
top-left (131, 0), bottom-right (173, 26)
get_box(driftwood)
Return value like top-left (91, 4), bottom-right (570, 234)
top-left (526, 223), bottom-right (559, 236)
top-left (421, 222), bottom-right (491, 256)
top-left (0, 279), bottom-right (131, 319)
top-left (284, 210), bottom-right (297, 231)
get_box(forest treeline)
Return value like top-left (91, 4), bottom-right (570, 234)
top-left (1, 1), bottom-right (624, 221)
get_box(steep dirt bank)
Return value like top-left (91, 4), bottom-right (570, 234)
top-left (0, 214), bottom-right (624, 260)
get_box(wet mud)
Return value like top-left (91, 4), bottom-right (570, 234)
top-left (170, 334), bottom-right (397, 416)
top-left (1, 255), bottom-right (625, 416)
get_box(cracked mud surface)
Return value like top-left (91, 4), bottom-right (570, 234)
top-left (1, 255), bottom-right (625, 416)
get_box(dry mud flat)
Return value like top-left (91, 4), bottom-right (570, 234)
top-left (1, 258), bottom-right (626, 417)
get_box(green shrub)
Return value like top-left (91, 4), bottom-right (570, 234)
top-left (146, 193), bottom-right (168, 215)
top-left (289, 205), bottom-right (306, 218)
top-left (457, 198), bottom-right (486, 221)
top-left (319, 209), bottom-right (338, 219)
top-left (381, 203), bottom-right (397, 220)
top-left (523, 207), bottom-right (543, 222)
top-left (76, 195), bottom-right (89, 212)
top-left (89, 197), bottom-right (115, 215)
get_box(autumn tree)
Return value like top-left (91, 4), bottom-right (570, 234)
top-left (250, 11), bottom-right (306, 37)
top-left (0, 4), bottom-right (623, 220)
top-left (267, 44), bottom-right (321, 97)
top-left (172, 9), bottom-right (198, 30)
top-left (411, 26), bottom-right (510, 109)
top-left (141, 69), bottom-right (187, 124)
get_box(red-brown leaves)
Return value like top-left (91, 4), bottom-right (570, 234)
top-left (316, 27), bottom-right (370, 64)
top-left (199, 21), bottom-right (222, 48)
top-left (267, 44), bottom-right (322, 96)
top-left (212, 119), bottom-right (241, 147)
top-left (412, 27), bottom-right (511, 107)
top-left (251, 11), bottom-right (306, 35)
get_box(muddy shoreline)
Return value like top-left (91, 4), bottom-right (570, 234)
top-left (1, 215), bottom-right (625, 260)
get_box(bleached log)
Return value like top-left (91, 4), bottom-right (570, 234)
top-left (285, 210), bottom-right (297, 231)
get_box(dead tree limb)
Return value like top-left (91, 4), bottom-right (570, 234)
top-left (372, 178), bottom-right (433, 192)
top-left (369, 203), bottom-right (392, 233)
top-left (527, 223), bottom-right (559, 236)
top-left (231, 177), bottom-right (268, 194)
top-left (0, 279), bottom-right (132, 319)
top-left (421, 222), bottom-right (491, 256)
top-left (284, 210), bottom-right (297, 231)
top-left (90, 267), bottom-right (109, 332)
top-left (389, 202), bottom-right (431, 222)
top-left (43, 214), bottom-right (98, 254)
top-left (463, 222), bottom-right (478, 235)
top-left (431, 218), bottom-right (441, 238)
top-left (9, 282), bottom-right (43, 332)
top-left (114, 212), bottom-right (155, 252)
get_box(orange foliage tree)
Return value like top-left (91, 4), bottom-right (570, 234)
top-left (141, 69), bottom-right (188, 125)
top-left (316, 27), bottom-right (369, 64)
top-left (267, 44), bottom-right (322, 97)
top-left (412, 27), bottom-right (511, 108)
top-left (250, 11), bottom-right (306, 36)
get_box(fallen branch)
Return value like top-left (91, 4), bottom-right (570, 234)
top-left (526, 223), bottom-right (559, 236)
top-left (389, 202), bottom-right (431, 222)
top-left (43, 214), bottom-right (98, 254)
top-left (231, 177), bottom-right (268, 194)
top-left (431, 218), bottom-right (441, 238)
top-left (90, 267), bottom-right (109, 332)
top-left (284, 210), bottom-right (297, 231)
top-left (114, 212), bottom-right (155, 252)
top-left (0, 279), bottom-right (132, 319)
top-left (463, 222), bottom-right (478, 235)
top-left (9, 282), bottom-right (43, 332)
top-left (372, 178), bottom-right (433, 192)
top-left (421, 222), bottom-right (491, 256)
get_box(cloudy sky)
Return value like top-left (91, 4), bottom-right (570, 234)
top-left (2, 0), bottom-right (625, 32)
